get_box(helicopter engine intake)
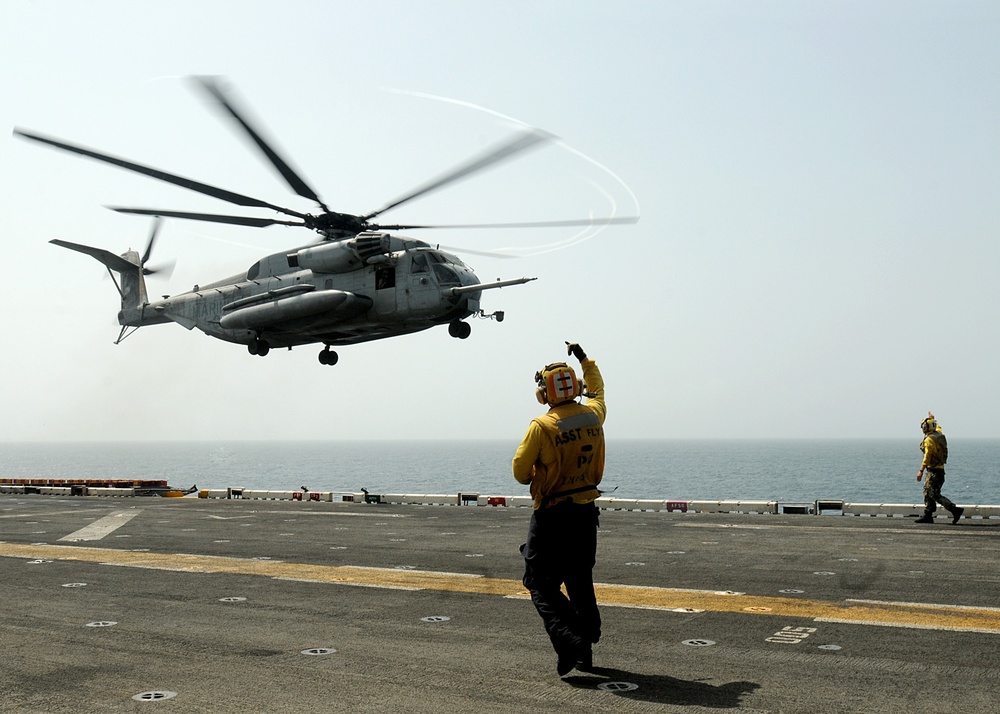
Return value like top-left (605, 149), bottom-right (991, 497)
top-left (288, 232), bottom-right (425, 274)
top-left (288, 241), bottom-right (364, 274)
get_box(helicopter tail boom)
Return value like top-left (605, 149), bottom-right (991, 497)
top-left (50, 239), bottom-right (164, 330)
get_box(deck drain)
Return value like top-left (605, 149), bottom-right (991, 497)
top-left (813, 572), bottom-right (836, 576)
top-left (132, 691), bottom-right (177, 702)
top-left (667, 551), bottom-right (686, 555)
top-left (625, 562), bottom-right (646, 566)
top-left (394, 565), bottom-right (417, 570)
top-left (421, 616), bottom-right (451, 623)
top-left (219, 597), bottom-right (247, 603)
top-left (838, 558), bottom-right (858, 562)
top-left (86, 621), bottom-right (118, 628)
top-left (779, 589), bottom-right (804, 594)
top-left (818, 644), bottom-right (842, 651)
top-left (27, 560), bottom-right (52, 565)
top-left (62, 583), bottom-right (87, 588)
top-left (682, 639), bottom-right (716, 647)
top-left (598, 681), bottom-right (639, 692)
top-left (465, 553), bottom-right (484, 558)
top-left (301, 647), bottom-right (337, 656)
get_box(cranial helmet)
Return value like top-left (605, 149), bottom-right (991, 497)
top-left (535, 362), bottom-right (581, 405)
top-left (921, 413), bottom-right (938, 434)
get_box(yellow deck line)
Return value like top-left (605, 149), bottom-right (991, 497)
top-left (4, 542), bottom-right (999, 634)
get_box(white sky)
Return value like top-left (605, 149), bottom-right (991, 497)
top-left (2, 1), bottom-right (998, 442)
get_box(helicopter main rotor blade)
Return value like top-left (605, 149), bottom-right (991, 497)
top-left (374, 216), bottom-right (640, 230)
top-left (108, 207), bottom-right (306, 228)
top-left (192, 76), bottom-right (330, 212)
top-left (363, 128), bottom-right (553, 222)
top-left (13, 128), bottom-right (311, 220)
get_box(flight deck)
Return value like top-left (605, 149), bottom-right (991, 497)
top-left (1, 494), bottom-right (998, 713)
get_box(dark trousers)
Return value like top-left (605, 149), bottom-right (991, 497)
top-left (520, 501), bottom-right (601, 657)
top-left (923, 467), bottom-right (958, 515)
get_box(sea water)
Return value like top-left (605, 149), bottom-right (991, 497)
top-left (2, 439), bottom-right (998, 505)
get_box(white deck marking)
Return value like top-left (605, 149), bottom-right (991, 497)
top-left (58, 510), bottom-right (141, 541)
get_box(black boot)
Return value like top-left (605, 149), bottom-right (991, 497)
top-left (556, 639), bottom-right (590, 677)
top-left (951, 507), bottom-right (964, 524)
top-left (915, 513), bottom-right (934, 524)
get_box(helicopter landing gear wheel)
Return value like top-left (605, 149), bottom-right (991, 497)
top-left (248, 337), bottom-right (270, 356)
top-left (319, 348), bottom-right (339, 366)
top-left (448, 320), bottom-right (472, 339)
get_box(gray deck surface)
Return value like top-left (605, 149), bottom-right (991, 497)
top-left (1, 495), bottom-right (997, 713)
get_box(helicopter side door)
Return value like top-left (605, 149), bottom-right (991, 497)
top-left (404, 252), bottom-right (441, 314)
top-left (372, 260), bottom-right (400, 315)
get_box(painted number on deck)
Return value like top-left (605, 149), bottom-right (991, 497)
top-left (766, 626), bottom-right (817, 644)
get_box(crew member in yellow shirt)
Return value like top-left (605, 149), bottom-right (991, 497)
top-left (916, 412), bottom-right (963, 524)
top-left (513, 342), bottom-right (606, 676)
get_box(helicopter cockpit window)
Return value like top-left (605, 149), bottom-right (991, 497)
top-left (433, 263), bottom-right (461, 286)
top-left (410, 253), bottom-right (430, 273)
top-left (247, 261), bottom-right (261, 280)
top-left (427, 251), bottom-right (466, 269)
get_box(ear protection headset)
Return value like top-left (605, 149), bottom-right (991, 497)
top-left (534, 362), bottom-right (582, 405)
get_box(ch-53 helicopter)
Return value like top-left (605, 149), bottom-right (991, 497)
top-left (15, 77), bottom-right (636, 365)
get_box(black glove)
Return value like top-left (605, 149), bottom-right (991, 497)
top-left (565, 342), bottom-right (587, 361)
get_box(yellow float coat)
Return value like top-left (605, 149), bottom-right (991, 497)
top-left (512, 359), bottom-right (606, 509)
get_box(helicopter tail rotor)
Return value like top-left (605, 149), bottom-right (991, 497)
top-left (139, 216), bottom-right (175, 279)
top-left (50, 217), bottom-right (176, 330)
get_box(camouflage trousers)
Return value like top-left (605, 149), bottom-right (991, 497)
top-left (923, 468), bottom-right (958, 515)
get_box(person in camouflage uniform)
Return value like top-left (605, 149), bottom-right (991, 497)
top-left (915, 412), bottom-right (964, 524)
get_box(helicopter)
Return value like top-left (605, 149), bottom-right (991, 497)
top-left (14, 77), bottom-right (636, 365)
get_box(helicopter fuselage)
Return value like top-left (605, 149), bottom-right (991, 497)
top-left (123, 232), bottom-right (501, 356)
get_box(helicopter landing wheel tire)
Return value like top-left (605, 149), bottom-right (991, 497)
top-left (248, 338), bottom-right (270, 357)
top-left (449, 321), bottom-right (472, 339)
top-left (319, 349), bottom-right (339, 366)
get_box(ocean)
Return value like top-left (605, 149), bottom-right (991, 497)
top-left (2, 439), bottom-right (998, 505)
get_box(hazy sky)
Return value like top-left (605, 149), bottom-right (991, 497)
top-left (2, 1), bottom-right (999, 442)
